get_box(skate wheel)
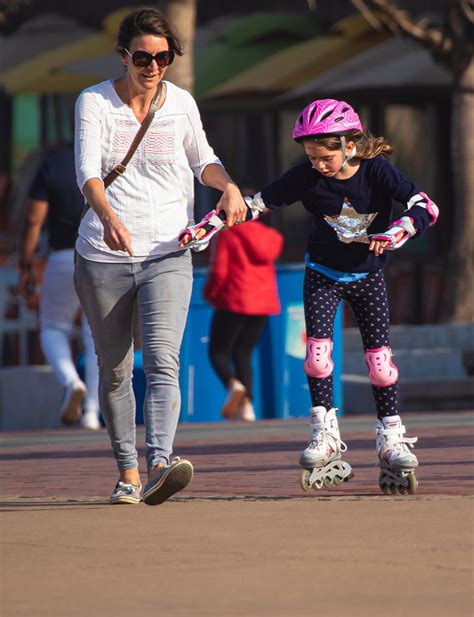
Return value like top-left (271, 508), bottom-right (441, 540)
top-left (389, 483), bottom-right (398, 495)
top-left (299, 469), bottom-right (311, 492)
top-left (398, 485), bottom-right (408, 495)
top-left (323, 477), bottom-right (332, 489)
top-left (313, 479), bottom-right (323, 491)
top-left (380, 483), bottom-right (391, 495)
top-left (407, 474), bottom-right (417, 495)
top-left (333, 476), bottom-right (343, 486)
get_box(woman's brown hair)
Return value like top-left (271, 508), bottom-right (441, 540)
top-left (117, 7), bottom-right (184, 56)
top-left (305, 130), bottom-right (393, 159)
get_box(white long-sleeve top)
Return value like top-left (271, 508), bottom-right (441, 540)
top-left (74, 79), bottom-right (222, 262)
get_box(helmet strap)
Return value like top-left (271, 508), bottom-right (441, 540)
top-left (340, 136), bottom-right (357, 170)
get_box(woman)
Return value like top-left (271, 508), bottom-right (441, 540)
top-left (74, 7), bottom-right (247, 505)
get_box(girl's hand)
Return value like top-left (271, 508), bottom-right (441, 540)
top-left (369, 239), bottom-right (390, 256)
top-left (215, 184), bottom-right (247, 227)
top-left (101, 214), bottom-right (134, 256)
top-left (179, 227), bottom-right (206, 248)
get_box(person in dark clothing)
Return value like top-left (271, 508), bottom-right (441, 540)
top-left (18, 143), bottom-right (100, 429)
top-left (204, 219), bottom-right (283, 421)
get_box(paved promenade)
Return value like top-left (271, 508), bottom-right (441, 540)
top-left (1, 411), bottom-right (473, 617)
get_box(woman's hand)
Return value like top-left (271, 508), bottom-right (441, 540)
top-left (369, 239), bottom-right (390, 256)
top-left (82, 178), bottom-right (134, 256)
top-left (101, 213), bottom-right (134, 256)
top-left (215, 184), bottom-right (247, 227)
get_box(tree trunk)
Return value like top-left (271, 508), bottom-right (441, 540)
top-left (162, 0), bottom-right (196, 93)
top-left (443, 56), bottom-right (474, 322)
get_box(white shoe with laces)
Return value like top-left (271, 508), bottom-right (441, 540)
top-left (376, 415), bottom-right (418, 470)
top-left (299, 406), bottom-right (347, 468)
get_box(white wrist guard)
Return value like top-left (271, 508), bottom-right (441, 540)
top-left (178, 209), bottom-right (226, 252)
top-left (369, 216), bottom-right (416, 250)
top-left (244, 192), bottom-right (270, 220)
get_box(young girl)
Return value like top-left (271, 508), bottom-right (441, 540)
top-left (179, 99), bottom-right (439, 495)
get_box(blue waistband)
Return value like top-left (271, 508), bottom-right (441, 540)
top-left (305, 255), bottom-right (369, 282)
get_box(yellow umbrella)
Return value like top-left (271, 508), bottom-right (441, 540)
top-left (202, 15), bottom-right (390, 99)
top-left (0, 7), bottom-right (131, 95)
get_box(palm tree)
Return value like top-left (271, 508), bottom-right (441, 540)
top-left (163, 0), bottom-right (197, 93)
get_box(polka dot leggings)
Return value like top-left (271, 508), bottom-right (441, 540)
top-left (304, 268), bottom-right (398, 418)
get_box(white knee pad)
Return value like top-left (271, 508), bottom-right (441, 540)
top-left (304, 338), bottom-right (334, 379)
top-left (365, 346), bottom-right (398, 387)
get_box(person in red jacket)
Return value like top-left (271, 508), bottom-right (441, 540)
top-left (204, 218), bottom-right (283, 421)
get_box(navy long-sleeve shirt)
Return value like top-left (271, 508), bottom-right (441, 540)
top-left (260, 156), bottom-right (434, 273)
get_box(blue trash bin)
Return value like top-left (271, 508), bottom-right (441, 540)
top-left (179, 268), bottom-right (263, 423)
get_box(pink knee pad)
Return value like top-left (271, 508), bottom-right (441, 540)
top-left (304, 338), bottom-right (334, 379)
top-left (365, 346), bottom-right (398, 387)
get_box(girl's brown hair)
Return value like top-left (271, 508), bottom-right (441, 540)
top-left (117, 7), bottom-right (184, 56)
top-left (306, 130), bottom-right (393, 159)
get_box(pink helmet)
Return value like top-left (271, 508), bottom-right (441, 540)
top-left (293, 99), bottom-right (363, 141)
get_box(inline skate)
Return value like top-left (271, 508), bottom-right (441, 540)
top-left (299, 406), bottom-right (354, 491)
top-left (376, 415), bottom-right (418, 495)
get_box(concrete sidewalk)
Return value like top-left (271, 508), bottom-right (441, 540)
top-left (1, 412), bottom-right (473, 617)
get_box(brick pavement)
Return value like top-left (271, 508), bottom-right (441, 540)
top-left (1, 412), bottom-right (473, 617)
top-left (1, 411), bottom-right (473, 501)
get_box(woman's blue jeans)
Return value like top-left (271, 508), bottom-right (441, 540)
top-left (75, 251), bottom-right (193, 472)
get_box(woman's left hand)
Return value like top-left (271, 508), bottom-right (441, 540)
top-left (215, 184), bottom-right (247, 227)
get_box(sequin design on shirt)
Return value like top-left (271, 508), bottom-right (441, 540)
top-left (324, 198), bottom-right (377, 244)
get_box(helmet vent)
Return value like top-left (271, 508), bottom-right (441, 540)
top-left (341, 106), bottom-right (349, 112)
top-left (319, 110), bottom-right (333, 122)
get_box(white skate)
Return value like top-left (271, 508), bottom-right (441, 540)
top-left (376, 415), bottom-right (418, 495)
top-left (299, 407), bottom-right (353, 491)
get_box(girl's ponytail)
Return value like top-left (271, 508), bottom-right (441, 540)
top-left (355, 133), bottom-right (393, 159)
top-left (308, 129), bottom-right (393, 159)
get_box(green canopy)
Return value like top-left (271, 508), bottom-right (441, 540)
top-left (195, 13), bottom-right (317, 100)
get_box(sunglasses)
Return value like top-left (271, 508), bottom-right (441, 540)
top-left (122, 48), bottom-right (174, 68)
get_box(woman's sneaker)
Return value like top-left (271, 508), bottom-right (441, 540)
top-left (143, 458), bottom-right (194, 506)
top-left (110, 481), bottom-right (142, 505)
